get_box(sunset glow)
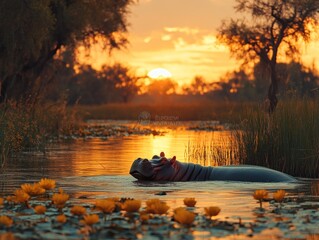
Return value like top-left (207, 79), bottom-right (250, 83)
top-left (148, 68), bottom-right (172, 79)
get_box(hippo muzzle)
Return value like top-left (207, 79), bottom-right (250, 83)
top-left (129, 158), bottom-right (154, 180)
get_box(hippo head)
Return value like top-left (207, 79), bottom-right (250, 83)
top-left (130, 152), bottom-right (179, 181)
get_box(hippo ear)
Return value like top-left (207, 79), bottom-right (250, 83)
top-left (170, 156), bottom-right (176, 164)
top-left (160, 152), bottom-right (165, 157)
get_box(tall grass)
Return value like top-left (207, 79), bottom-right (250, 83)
top-left (185, 99), bottom-right (319, 178)
top-left (235, 99), bottom-right (319, 178)
top-left (0, 100), bottom-right (78, 168)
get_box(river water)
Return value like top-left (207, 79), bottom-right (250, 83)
top-left (0, 121), bottom-right (318, 238)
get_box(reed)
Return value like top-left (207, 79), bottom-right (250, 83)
top-left (185, 99), bottom-right (319, 178)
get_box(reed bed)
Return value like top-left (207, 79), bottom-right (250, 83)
top-left (185, 99), bottom-right (319, 178)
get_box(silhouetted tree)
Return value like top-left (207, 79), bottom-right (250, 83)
top-left (183, 76), bottom-right (208, 95)
top-left (0, 0), bottom-right (133, 102)
top-left (218, 0), bottom-right (319, 112)
top-left (99, 63), bottom-right (140, 103)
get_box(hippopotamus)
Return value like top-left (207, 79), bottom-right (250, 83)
top-left (130, 152), bottom-right (297, 182)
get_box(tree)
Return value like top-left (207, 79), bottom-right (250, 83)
top-left (183, 75), bottom-right (208, 95)
top-left (218, 0), bottom-right (319, 112)
top-left (0, 0), bottom-right (134, 102)
top-left (99, 63), bottom-right (140, 103)
top-left (147, 79), bottom-right (177, 95)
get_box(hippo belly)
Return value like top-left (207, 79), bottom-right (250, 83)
top-left (208, 165), bottom-right (296, 182)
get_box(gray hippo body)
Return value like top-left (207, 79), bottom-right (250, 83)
top-left (130, 153), bottom-right (296, 182)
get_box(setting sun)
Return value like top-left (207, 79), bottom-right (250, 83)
top-left (148, 68), bottom-right (172, 79)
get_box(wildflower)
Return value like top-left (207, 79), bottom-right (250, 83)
top-left (34, 205), bottom-right (46, 214)
top-left (253, 189), bottom-right (269, 208)
top-left (71, 205), bottom-right (87, 216)
top-left (122, 200), bottom-right (141, 213)
top-left (39, 178), bottom-right (56, 190)
top-left (174, 209), bottom-right (195, 225)
top-left (145, 199), bottom-right (169, 215)
top-left (82, 214), bottom-right (99, 226)
top-left (0, 198), bottom-right (3, 205)
top-left (204, 206), bottom-right (221, 218)
top-left (56, 214), bottom-right (67, 223)
top-left (273, 190), bottom-right (286, 203)
top-left (14, 189), bottom-right (30, 203)
top-left (95, 199), bottom-right (115, 214)
top-left (183, 198), bottom-right (197, 207)
top-left (52, 192), bottom-right (69, 209)
top-left (0, 216), bottom-right (13, 227)
top-left (21, 183), bottom-right (45, 196)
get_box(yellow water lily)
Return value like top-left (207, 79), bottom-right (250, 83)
top-left (56, 214), bottom-right (67, 223)
top-left (122, 199), bottom-right (141, 213)
top-left (70, 205), bottom-right (87, 216)
top-left (95, 199), bottom-right (115, 214)
top-left (253, 189), bottom-right (269, 208)
top-left (34, 205), bottom-right (47, 214)
top-left (14, 189), bottom-right (30, 203)
top-left (273, 190), bottom-right (286, 203)
top-left (38, 178), bottom-right (56, 190)
top-left (204, 206), bottom-right (221, 218)
top-left (82, 214), bottom-right (99, 226)
top-left (52, 192), bottom-right (69, 209)
top-left (145, 199), bottom-right (169, 215)
top-left (183, 198), bottom-right (197, 207)
top-left (21, 183), bottom-right (45, 196)
top-left (0, 216), bottom-right (13, 227)
top-left (174, 208), bottom-right (195, 225)
top-left (0, 198), bottom-right (3, 205)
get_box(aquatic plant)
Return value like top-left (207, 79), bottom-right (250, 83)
top-left (253, 190), bottom-right (269, 208)
top-left (21, 183), bottom-right (45, 197)
top-left (52, 192), bottom-right (69, 209)
top-left (82, 214), bottom-right (99, 226)
top-left (204, 206), bottom-right (221, 219)
top-left (145, 199), bottom-right (170, 215)
top-left (38, 178), bottom-right (56, 190)
top-left (122, 199), bottom-right (141, 213)
top-left (0, 215), bottom-right (13, 227)
top-left (34, 205), bottom-right (47, 214)
top-left (0, 198), bottom-right (3, 205)
top-left (273, 190), bottom-right (286, 203)
top-left (70, 205), bottom-right (87, 216)
top-left (183, 198), bottom-right (197, 207)
top-left (14, 189), bottom-right (30, 204)
top-left (56, 214), bottom-right (67, 223)
top-left (173, 208), bottom-right (195, 225)
top-left (94, 199), bottom-right (116, 214)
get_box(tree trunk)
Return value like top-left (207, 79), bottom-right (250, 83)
top-left (267, 64), bottom-right (278, 114)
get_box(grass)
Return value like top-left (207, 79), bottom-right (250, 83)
top-left (185, 99), bottom-right (319, 178)
top-left (0, 100), bottom-right (78, 168)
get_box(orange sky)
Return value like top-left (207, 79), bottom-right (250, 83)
top-left (78, 0), bottom-right (319, 86)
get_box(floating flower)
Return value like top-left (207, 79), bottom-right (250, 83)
top-left (34, 205), bottom-right (47, 214)
top-left (39, 178), bottom-right (56, 190)
top-left (21, 183), bottom-right (45, 196)
top-left (145, 199), bottom-right (169, 215)
top-left (204, 206), bottom-right (221, 218)
top-left (14, 189), bottom-right (30, 203)
top-left (71, 205), bottom-right (87, 216)
top-left (0, 232), bottom-right (15, 240)
top-left (273, 190), bottom-right (286, 203)
top-left (174, 207), bottom-right (186, 213)
top-left (122, 199), bottom-right (141, 213)
top-left (253, 189), bottom-right (269, 208)
top-left (183, 198), bottom-right (197, 207)
top-left (82, 214), bottom-right (99, 226)
top-left (174, 208), bottom-right (195, 225)
top-left (6, 196), bottom-right (15, 203)
top-left (95, 199), bottom-right (115, 214)
top-left (56, 214), bottom-right (67, 223)
top-left (0, 216), bottom-right (13, 227)
top-left (140, 212), bottom-right (151, 222)
top-left (0, 198), bottom-right (3, 205)
top-left (52, 192), bottom-right (69, 209)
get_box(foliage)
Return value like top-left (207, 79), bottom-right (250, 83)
top-left (0, 0), bottom-right (134, 101)
top-left (233, 99), bottom-right (319, 177)
top-left (218, 0), bottom-right (319, 112)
